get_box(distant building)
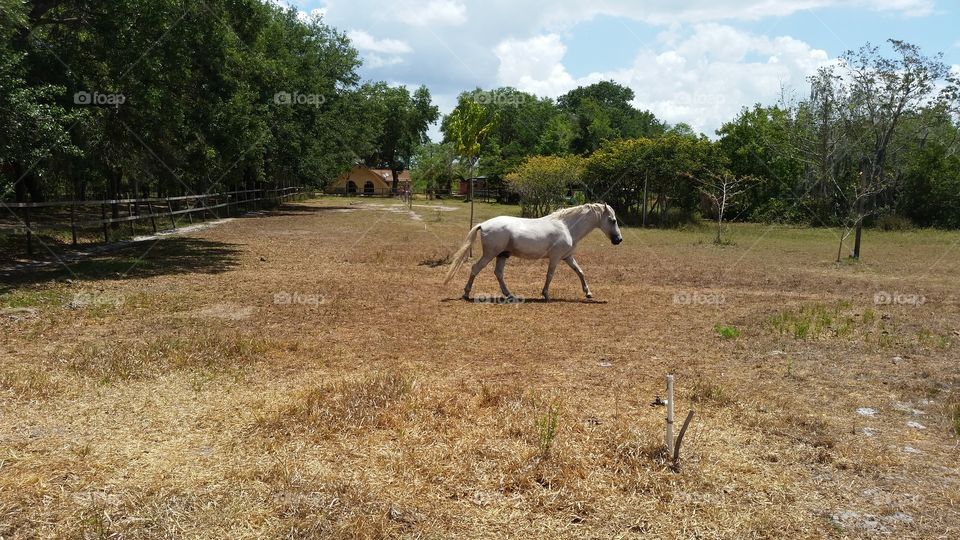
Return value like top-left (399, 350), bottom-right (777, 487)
top-left (330, 165), bottom-right (411, 195)
top-left (458, 176), bottom-right (488, 196)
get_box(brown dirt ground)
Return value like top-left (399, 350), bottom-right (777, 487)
top-left (1, 197), bottom-right (959, 539)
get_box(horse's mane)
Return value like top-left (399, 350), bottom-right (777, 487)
top-left (548, 203), bottom-right (604, 220)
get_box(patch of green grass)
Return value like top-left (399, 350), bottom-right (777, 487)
top-left (714, 324), bottom-right (740, 339)
top-left (0, 288), bottom-right (68, 308)
top-left (862, 308), bottom-right (876, 325)
top-left (690, 378), bottom-right (732, 405)
top-left (536, 403), bottom-right (560, 458)
top-left (769, 302), bottom-right (857, 340)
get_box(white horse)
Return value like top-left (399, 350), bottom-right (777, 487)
top-left (443, 203), bottom-right (623, 301)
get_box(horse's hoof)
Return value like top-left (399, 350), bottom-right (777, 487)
top-left (462, 294), bottom-right (471, 301)
top-left (585, 292), bottom-right (593, 299)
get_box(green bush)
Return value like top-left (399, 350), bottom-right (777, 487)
top-left (873, 212), bottom-right (914, 231)
top-left (654, 207), bottom-right (701, 228)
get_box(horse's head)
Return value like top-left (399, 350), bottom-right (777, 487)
top-left (599, 204), bottom-right (623, 245)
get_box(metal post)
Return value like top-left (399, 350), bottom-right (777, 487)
top-left (665, 374), bottom-right (675, 455)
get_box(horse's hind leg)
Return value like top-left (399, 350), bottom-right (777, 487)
top-left (463, 253), bottom-right (495, 300)
top-left (494, 253), bottom-right (513, 299)
top-left (564, 256), bottom-right (592, 298)
top-left (541, 257), bottom-right (560, 301)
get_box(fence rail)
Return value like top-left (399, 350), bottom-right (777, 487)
top-left (323, 187), bottom-right (502, 201)
top-left (1, 187), bottom-right (301, 256)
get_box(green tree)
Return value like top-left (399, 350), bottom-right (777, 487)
top-left (410, 142), bottom-right (462, 197)
top-left (716, 105), bottom-right (806, 223)
top-left (558, 81), bottom-right (665, 154)
top-left (364, 83), bottom-right (439, 193)
top-left (506, 155), bottom-right (583, 217)
top-left (446, 100), bottom-right (495, 177)
top-left (582, 134), bottom-right (725, 225)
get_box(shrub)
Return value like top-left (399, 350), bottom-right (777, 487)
top-left (506, 155), bottom-right (584, 217)
top-left (873, 212), bottom-right (914, 231)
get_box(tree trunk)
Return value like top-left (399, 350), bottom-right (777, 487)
top-left (391, 168), bottom-right (399, 194)
top-left (642, 174), bottom-right (648, 227)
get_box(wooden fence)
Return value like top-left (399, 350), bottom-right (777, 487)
top-left (323, 187), bottom-right (502, 202)
top-left (1, 187), bottom-right (301, 256)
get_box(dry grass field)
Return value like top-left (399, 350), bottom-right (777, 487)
top-left (2, 197), bottom-right (959, 539)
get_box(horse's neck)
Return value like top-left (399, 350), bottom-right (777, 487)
top-left (563, 208), bottom-right (599, 242)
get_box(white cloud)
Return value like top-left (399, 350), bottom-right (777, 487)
top-left (346, 30), bottom-right (414, 69)
top-left (866, 0), bottom-right (934, 16)
top-left (346, 30), bottom-right (413, 54)
top-left (391, 0), bottom-right (467, 26)
top-left (493, 34), bottom-right (578, 96)
top-left (494, 24), bottom-right (831, 135)
top-left (310, 0), bottom-right (938, 138)
top-left (529, 0), bottom-right (934, 27)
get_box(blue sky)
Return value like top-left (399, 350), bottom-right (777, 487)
top-left (282, 0), bottom-right (960, 138)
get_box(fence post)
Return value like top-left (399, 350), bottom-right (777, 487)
top-left (70, 203), bottom-right (77, 245)
top-left (167, 198), bottom-right (177, 229)
top-left (148, 201), bottom-right (158, 233)
top-left (665, 374), bottom-right (675, 456)
top-left (128, 202), bottom-right (135, 235)
top-left (101, 203), bottom-right (109, 243)
top-left (23, 204), bottom-right (33, 256)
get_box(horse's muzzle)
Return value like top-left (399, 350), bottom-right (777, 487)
top-left (611, 236), bottom-right (623, 245)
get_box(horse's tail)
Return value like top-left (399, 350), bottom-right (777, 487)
top-left (443, 225), bottom-right (481, 285)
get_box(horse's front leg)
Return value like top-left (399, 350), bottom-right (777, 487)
top-left (564, 256), bottom-right (592, 298)
top-left (541, 258), bottom-right (560, 301)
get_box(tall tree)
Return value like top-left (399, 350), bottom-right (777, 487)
top-left (833, 40), bottom-right (954, 258)
top-left (558, 81), bottom-right (665, 154)
top-left (365, 83), bottom-right (438, 193)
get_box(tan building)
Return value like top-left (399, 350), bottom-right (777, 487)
top-left (330, 165), bottom-right (411, 195)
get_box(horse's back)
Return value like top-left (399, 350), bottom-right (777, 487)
top-left (478, 216), bottom-right (568, 258)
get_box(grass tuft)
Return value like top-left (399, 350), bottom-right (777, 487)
top-left (690, 377), bottom-right (732, 406)
top-left (714, 324), bottom-right (740, 339)
top-left (64, 328), bottom-right (270, 382)
top-left (536, 402), bottom-right (560, 458)
top-left (268, 368), bottom-right (414, 437)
